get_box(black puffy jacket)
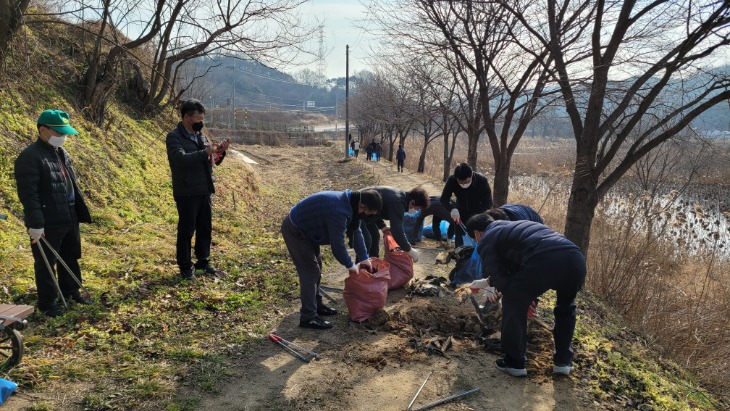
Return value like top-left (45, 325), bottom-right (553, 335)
top-left (14, 138), bottom-right (92, 228)
top-left (165, 123), bottom-right (225, 197)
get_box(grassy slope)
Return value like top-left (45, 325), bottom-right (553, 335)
top-left (0, 22), bottom-right (723, 411)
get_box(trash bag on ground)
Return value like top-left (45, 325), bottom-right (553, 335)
top-left (448, 245), bottom-right (484, 286)
top-left (0, 378), bottom-right (17, 405)
top-left (344, 258), bottom-right (391, 322)
top-left (422, 221), bottom-right (450, 240)
top-left (383, 231), bottom-right (414, 290)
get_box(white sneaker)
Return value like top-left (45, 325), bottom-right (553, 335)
top-left (553, 364), bottom-right (572, 376)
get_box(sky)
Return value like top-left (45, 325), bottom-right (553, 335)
top-left (296, 0), bottom-right (377, 79)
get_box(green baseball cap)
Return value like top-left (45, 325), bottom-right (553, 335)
top-left (36, 110), bottom-right (79, 135)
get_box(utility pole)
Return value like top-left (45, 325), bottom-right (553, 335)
top-left (232, 61), bottom-right (236, 130)
top-left (345, 45), bottom-right (349, 159)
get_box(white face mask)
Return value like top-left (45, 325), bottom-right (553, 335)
top-left (459, 182), bottom-right (471, 189)
top-left (48, 135), bottom-right (67, 147)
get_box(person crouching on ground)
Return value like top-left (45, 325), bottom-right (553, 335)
top-left (282, 189), bottom-right (382, 329)
top-left (485, 203), bottom-right (544, 224)
top-left (466, 213), bottom-right (586, 377)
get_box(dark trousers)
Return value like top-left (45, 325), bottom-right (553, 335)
top-left (499, 249), bottom-right (586, 367)
top-left (361, 221), bottom-right (381, 258)
top-left (31, 222), bottom-right (82, 308)
top-left (354, 149), bottom-right (359, 158)
top-left (281, 215), bottom-right (325, 321)
top-left (174, 194), bottom-right (212, 271)
top-left (397, 159), bottom-right (404, 172)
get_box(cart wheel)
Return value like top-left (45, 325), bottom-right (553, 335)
top-left (0, 327), bottom-right (23, 370)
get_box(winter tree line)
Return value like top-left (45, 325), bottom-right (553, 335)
top-left (1, 0), bottom-right (729, 255)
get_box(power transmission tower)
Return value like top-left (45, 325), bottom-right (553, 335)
top-left (316, 24), bottom-right (327, 87)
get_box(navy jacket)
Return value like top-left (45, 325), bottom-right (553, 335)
top-left (500, 204), bottom-right (544, 224)
top-left (15, 139), bottom-right (92, 228)
top-left (289, 190), bottom-right (367, 267)
top-left (440, 172), bottom-right (493, 218)
top-left (396, 148), bottom-right (406, 161)
top-left (165, 123), bottom-right (225, 197)
top-left (477, 220), bottom-right (580, 290)
top-left (362, 186), bottom-right (413, 252)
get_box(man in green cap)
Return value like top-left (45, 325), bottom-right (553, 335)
top-left (15, 109), bottom-right (92, 317)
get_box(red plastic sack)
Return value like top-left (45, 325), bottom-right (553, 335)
top-left (343, 258), bottom-right (391, 323)
top-left (383, 231), bottom-right (414, 290)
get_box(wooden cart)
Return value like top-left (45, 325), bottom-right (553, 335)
top-left (0, 304), bottom-right (34, 370)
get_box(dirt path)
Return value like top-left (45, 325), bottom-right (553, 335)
top-left (198, 148), bottom-right (589, 411)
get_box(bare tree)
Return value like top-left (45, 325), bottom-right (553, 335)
top-left (367, 0), bottom-right (556, 204)
top-left (501, 0), bottom-right (730, 252)
top-left (0, 0), bottom-right (30, 65)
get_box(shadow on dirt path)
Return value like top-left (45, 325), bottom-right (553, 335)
top-left (196, 149), bottom-right (590, 411)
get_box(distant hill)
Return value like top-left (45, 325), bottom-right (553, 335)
top-left (182, 56), bottom-right (357, 116)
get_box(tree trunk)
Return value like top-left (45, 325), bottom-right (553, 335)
top-left (492, 155), bottom-right (511, 206)
top-left (0, 0), bottom-right (30, 63)
top-left (443, 131), bottom-right (450, 182)
top-left (563, 156), bottom-right (599, 254)
top-left (467, 131), bottom-right (479, 170)
top-left (83, 46), bottom-right (125, 125)
top-left (418, 145), bottom-right (427, 172)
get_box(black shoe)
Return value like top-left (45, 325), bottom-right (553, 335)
top-left (65, 291), bottom-right (92, 305)
top-left (317, 305), bottom-right (338, 316)
top-left (299, 317), bottom-right (333, 329)
top-left (195, 265), bottom-right (221, 276)
top-left (39, 304), bottom-right (64, 317)
top-left (180, 268), bottom-right (196, 280)
top-left (496, 357), bottom-right (527, 377)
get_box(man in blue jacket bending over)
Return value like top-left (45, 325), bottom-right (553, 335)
top-left (466, 214), bottom-right (586, 377)
top-left (282, 189), bottom-right (382, 329)
top-left (485, 203), bottom-right (544, 224)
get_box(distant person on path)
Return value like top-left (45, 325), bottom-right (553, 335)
top-left (166, 99), bottom-right (230, 280)
top-left (360, 186), bottom-right (428, 262)
top-left (396, 144), bottom-right (406, 172)
top-left (365, 142), bottom-right (374, 161)
top-left (15, 109), bottom-right (93, 317)
top-left (411, 195), bottom-right (455, 247)
top-left (485, 204), bottom-right (544, 224)
top-left (466, 214), bottom-right (586, 378)
top-left (353, 139), bottom-right (360, 158)
top-left (282, 189), bottom-right (382, 329)
top-left (440, 163), bottom-right (493, 247)
top-left (375, 142), bottom-right (383, 161)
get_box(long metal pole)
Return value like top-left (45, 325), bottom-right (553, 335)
top-left (411, 387), bottom-right (480, 411)
top-left (406, 371), bottom-right (432, 411)
top-left (345, 45), bottom-right (349, 159)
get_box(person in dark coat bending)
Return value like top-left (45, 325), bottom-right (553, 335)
top-left (466, 214), bottom-right (586, 378)
top-left (440, 163), bottom-right (493, 247)
top-left (282, 189), bottom-right (382, 329)
top-left (485, 204), bottom-right (544, 224)
top-left (360, 186), bottom-right (429, 262)
top-left (411, 195), bottom-right (455, 246)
